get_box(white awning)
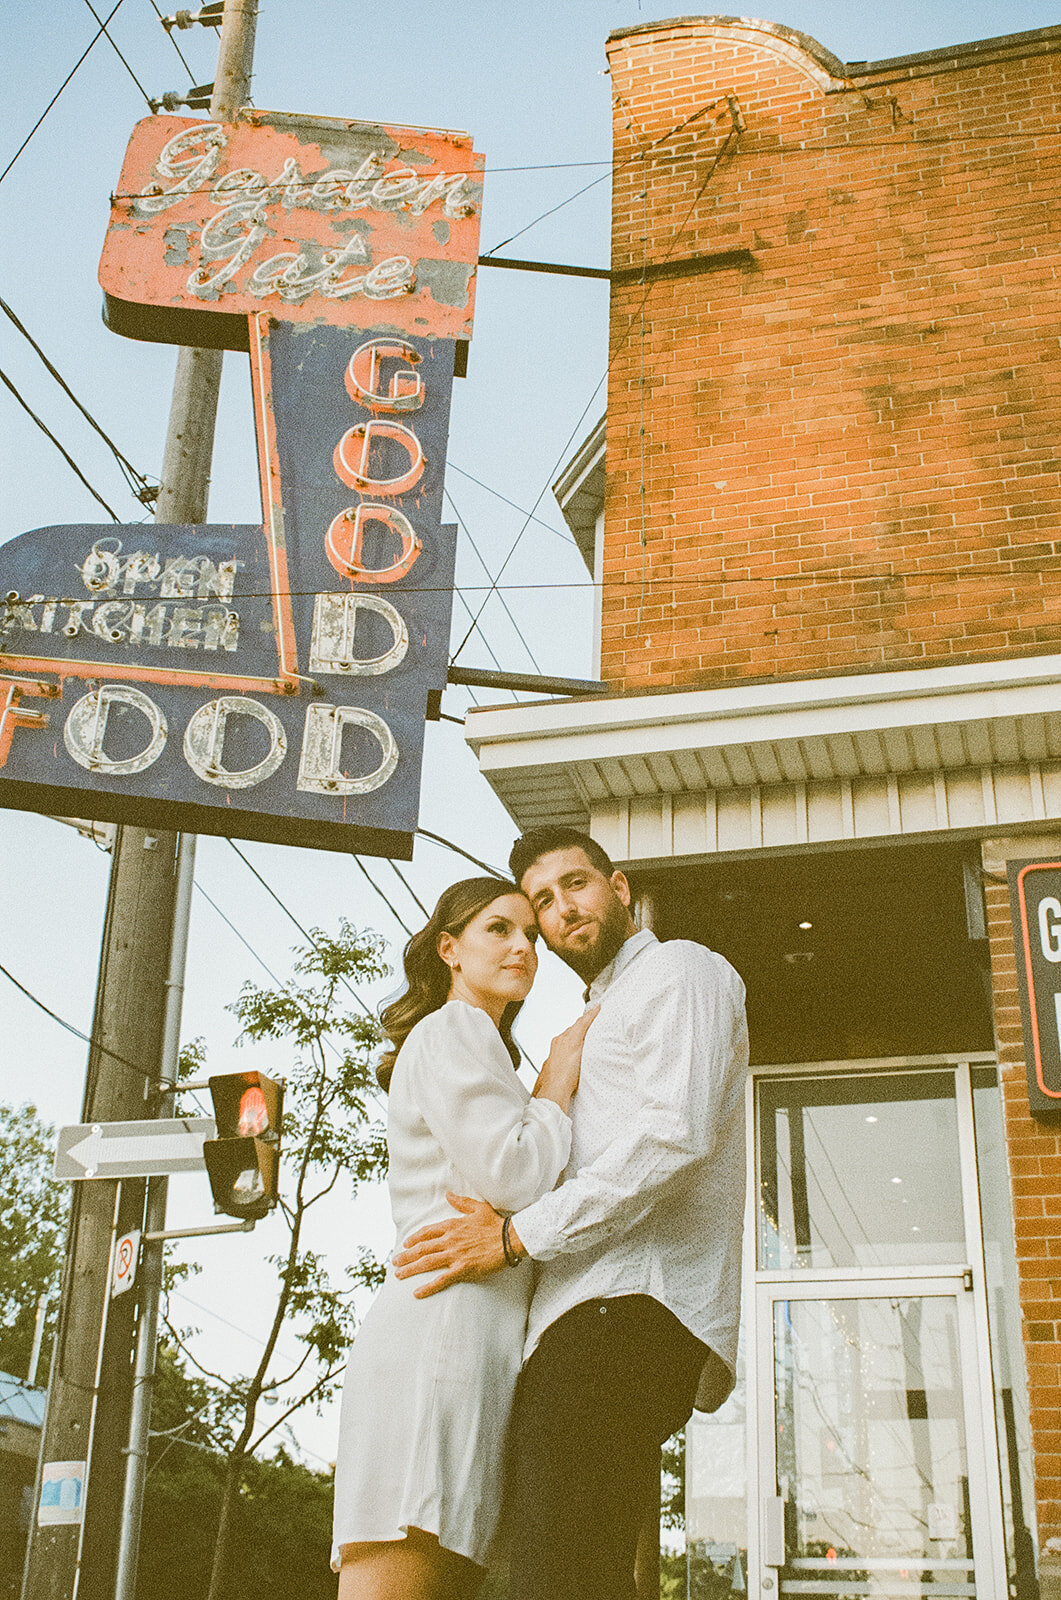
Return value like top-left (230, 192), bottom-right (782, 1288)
top-left (466, 653), bottom-right (1061, 862)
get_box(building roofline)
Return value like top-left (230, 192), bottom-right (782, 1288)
top-left (606, 17), bottom-right (1061, 79)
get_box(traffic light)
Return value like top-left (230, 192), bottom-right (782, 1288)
top-left (202, 1071), bottom-right (284, 1220)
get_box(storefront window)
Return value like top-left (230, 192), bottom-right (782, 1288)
top-left (758, 1072), bottom-right (965, 1271)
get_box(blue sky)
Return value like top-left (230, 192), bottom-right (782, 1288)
top-left (2, 0), bottom-right (1056, 1463)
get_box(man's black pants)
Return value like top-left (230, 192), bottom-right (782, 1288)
top-left (506, 1295), bottom-right (706, 1600)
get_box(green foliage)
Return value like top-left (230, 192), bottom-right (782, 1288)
top-left (661, 1429), bottom-right (685, 1530)
top-left (0, 1100), bottom-right (68, 1379)
top-left (137, 1348), bottom-right (337, 1600)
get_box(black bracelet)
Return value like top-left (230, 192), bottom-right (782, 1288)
top-left (501, 1215), bottom-right (521, 1268)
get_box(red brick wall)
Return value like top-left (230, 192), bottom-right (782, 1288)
top-left (983, 837), bottom-right (1061, 1547)
top-left (602, 21), bottom-right (1061, 690)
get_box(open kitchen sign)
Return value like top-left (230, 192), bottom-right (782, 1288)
top-left (1009, 858), bottom-right (1061, 1119)
top-left (0, 111), bottom-right (483, 857)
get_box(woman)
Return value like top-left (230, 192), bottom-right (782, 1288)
top-left (332, 876), bottom-right (593, 1600)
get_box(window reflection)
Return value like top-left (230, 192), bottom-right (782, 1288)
top-left (682, 1331), bottom-right (748, 1598)
top-left (774, 1296), bottom-right (974, 1595)
top-left (758, 1073), bottom-right (965, 1270)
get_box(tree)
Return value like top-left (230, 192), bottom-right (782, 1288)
top-left (163, 920), bottom-right (390, 1600)
top-left (136, 1345), bottom-right (339, 1600)
top-left (0, 1101), bottom-right (67, 1381)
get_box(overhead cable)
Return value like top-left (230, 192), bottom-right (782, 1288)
top-left (0, 0), bottom-right (128, 187)
top-left (415, 828), bottom-right (506, 879)
top-left (447, 463), bottom-right (576, 547)
top-left (352, 856), bottom-right (413, 938)
top-left (445, 487), bottom-right (544, 674)
top-left (449, 373), bottom-right (606, 663)
top-left (0, 366), bottom-right (124, 521)
top-left (225, 837), bottom-right (377, 1022)
top-left (0, 957), bottom-right (156, 1086)
top-left (1, 294), bottom-right (159, 506)
top-left (387, 859), bottom-right (430, 920)
top-left (82, 0), bottom-right (156, 109)
top-left (145, 0), bottom-right (198, 80)
top-left (452, 120), bottom-right (742, 662)
top-left (482, 95), bottom-right (732, 257)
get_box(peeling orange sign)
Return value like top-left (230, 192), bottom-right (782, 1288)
top-left (99, 110), bottom-right (483, 349)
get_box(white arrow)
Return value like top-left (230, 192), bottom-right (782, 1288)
top-left (57, 1117), bottom-right (215, 1178)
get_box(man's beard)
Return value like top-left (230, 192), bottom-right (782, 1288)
top-left (554, 896), bottom-right (631, 983)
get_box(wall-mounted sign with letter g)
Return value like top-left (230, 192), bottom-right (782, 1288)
top-left (1008, 859), bottom-right (1061, 1121)
top-left (203, 1069), bottom-right (284, 1219)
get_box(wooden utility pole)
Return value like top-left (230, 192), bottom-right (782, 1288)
top-left (21, 8), bottom-right (257, 1597)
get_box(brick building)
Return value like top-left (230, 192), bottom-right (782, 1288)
top-left (467, 16), bottom-right (1061, 1599)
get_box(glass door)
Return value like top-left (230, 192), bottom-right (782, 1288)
top-left (752, 1066), bottom-right (1009, 1599)
top-left (758, 1276), bottom-right (999, 1598)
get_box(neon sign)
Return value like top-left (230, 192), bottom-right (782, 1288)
top-left (99, 110), bottom-right (483, 348)
top-left (0, 111), bottom-right (482, 857)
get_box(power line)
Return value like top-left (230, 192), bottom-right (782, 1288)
top-left (352, 856), bottom-right (413, 937)
top-left (0, 958), bottom-right (156, 1087)
top-left (415, 828), bottom-right (506, 879)
top-left (1, 294), bottom-right (159, 507)
top-left (452, 119), bottom-right (744, 661)
top-left (82, 0), bottom-right (155, 110)
top-left (0, 0), bottom-right (129, 187)
top-left (446, 463), bottom-right (576, 548)
top-left (450, 373), bottom-right (607, 662)
top-left (193, 879), bottom-right (289, 991)
top-left (225, 837), bottom-right (377, 1021)
top-left (0, 366), bottom-right (124, 521)
top-left (483, 171), bottom-right (611, 257)
top-left (445, 486), bottom-right (544, 674)
top-left (387, 859), bottom-right (430, 920)
top-left (145, 0), bottom-right (198, 81)
top-left (481, 96), bottom-right (733, 258)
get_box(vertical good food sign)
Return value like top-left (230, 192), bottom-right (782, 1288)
top-left (0, 110), bottom-right (483, 856)
top-left (1009, 858), bottom-right (1061, 1120)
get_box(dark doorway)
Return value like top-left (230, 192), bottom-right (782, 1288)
top-left (643, 840), bottom-right (993, 1066)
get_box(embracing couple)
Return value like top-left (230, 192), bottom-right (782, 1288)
top-left (331, 826), bottom-right (748, 1600)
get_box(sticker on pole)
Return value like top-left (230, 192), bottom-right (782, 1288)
top-left (38, 1461), bottom-right (86, 1526)
top-left (111, 1229), bottom-right (141, 1298)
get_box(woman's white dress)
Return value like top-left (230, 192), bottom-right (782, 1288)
top-left (331, 1000), bottom-right (571, 1569)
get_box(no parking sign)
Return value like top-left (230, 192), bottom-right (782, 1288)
top-left (111, 1230), bottom-right (141, 1299)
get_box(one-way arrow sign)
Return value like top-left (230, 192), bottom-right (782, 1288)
top-left (54, 1117), bottom-right (216, 1180)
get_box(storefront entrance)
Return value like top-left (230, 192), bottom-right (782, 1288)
top-left (685, 1056), bottom-right (1033, 1600)
top-left (759, 1277), bottom-right (998, 1596)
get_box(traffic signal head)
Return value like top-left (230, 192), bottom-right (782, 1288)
top-left (202, 1070), bottom-right (284, 1220)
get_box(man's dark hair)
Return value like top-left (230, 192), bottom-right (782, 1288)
top-left (509, 826), bottom-right (616, 886)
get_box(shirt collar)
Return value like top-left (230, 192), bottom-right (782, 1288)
top-left (585, 928), bottom-right (658, 1004)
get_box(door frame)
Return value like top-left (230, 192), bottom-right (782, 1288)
top-left (744, 1053), bottom-right (1009, 1599)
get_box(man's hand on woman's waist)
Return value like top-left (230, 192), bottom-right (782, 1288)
top-left (393, 1192), bottom-right (527, 1297)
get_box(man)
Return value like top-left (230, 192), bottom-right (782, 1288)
top-left (393, 825), bottom-right (747, 1600)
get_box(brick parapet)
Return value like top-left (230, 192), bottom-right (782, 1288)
top-left (982, 834), bottom-right (1061, 1547)
top-left (602, 19), bottom-right (1061, 690)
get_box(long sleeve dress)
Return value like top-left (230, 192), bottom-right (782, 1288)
top-left (331, 1000), bottom-right (572, 1570)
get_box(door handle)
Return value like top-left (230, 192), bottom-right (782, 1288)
top-left (763, 1495), bottom-right (786, 1567)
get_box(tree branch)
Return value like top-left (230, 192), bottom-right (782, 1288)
top-left (248, 1361), bottom-right (346, 1456)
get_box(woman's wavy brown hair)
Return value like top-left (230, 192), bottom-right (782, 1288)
top-left (377, 876), bottom-right (527, 1091)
